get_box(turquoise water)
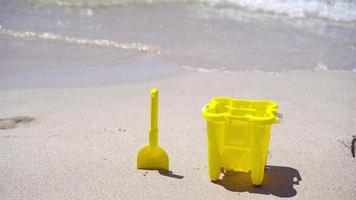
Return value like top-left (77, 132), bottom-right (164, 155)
top-left (1, 0), bottom-right (355, 88)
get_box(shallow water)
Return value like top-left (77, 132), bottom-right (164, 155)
top-left (0, 0), bottom-right (355, 88)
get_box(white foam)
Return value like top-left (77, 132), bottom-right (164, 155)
top-left (203, 0), bottom-right (356, 22)
top-left (0, 27), bottom-right (162, 54)
top-left (196, 67), bottom-right (218, 73)
top-left (29, 0), bottom-right (356, 22)
top-left (180, 64), bottom-right (355, 74)
top-left (181, 65), bottom-right (195, 71)
top-left (80, 8), bottom-right (93, 16)
top-left (315, 62), bottom-right (329, 71)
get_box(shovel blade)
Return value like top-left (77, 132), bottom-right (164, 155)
top-left (137, 145), bottom-right (169, 170)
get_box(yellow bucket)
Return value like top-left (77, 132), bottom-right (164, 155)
top-left (202, 97), bottom-right (281, 185)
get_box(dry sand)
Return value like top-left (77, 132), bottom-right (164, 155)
top-left (0, 71), bottom-right (355, 199)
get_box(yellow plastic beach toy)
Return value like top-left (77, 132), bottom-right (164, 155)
top-left (202, 97), bottom-right (281, 185)
top-left (137, 88), bottom-right (169, 171)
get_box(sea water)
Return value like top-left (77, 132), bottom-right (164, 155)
top-left (0, 0), bottom-right (355, 88)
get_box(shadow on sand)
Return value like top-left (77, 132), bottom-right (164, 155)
top-left (158, 170), bottom-right (184, 179)
top-left (214, 165), bottom-right (301, 198)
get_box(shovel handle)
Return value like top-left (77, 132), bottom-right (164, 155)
top-left (149, 88), bottom-right (159, 146)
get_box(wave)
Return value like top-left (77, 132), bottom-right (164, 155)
top-left (30, 0), bottom-right (356, 22)
top-left (0, 26), bottom-right (163, 54)
top-left (180, 64), bottom-right (356, 73)
top-left (209, 0), bottom-right (356, 22)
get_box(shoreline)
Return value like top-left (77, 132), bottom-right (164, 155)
top-left (1, 63), bottom-right (355, 90)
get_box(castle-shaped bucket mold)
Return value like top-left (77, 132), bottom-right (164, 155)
top-left (202, 97), bottom-right (280, 185)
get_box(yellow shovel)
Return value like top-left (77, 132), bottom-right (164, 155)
top-left (137, 88), bottom-right (169, 171)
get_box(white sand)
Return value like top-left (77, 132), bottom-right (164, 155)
top-left (0, 71), bottom-right (355, 199)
